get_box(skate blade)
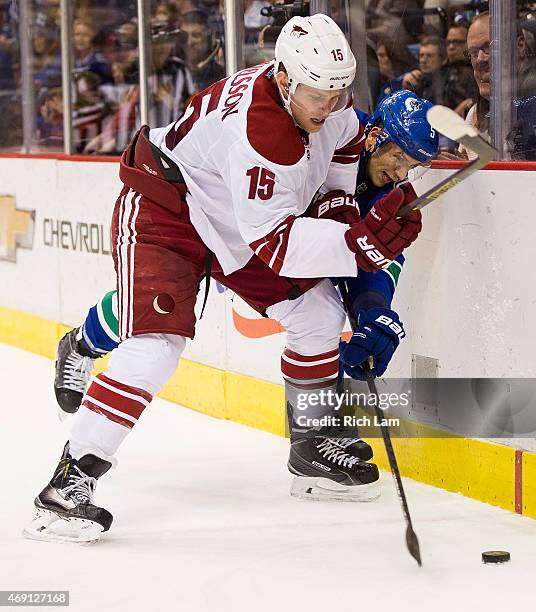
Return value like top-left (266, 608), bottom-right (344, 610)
top-left (57, 406), bottom-right (69, 422)
top-left (290, 476), bottom-right (381, 502)
top-left (23, 508), bottom-right (104, 544)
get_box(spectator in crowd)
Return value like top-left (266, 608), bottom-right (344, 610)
top-left (255, 23), bottom-right (281, 62)
top-left (32, 14), bottom-right (62, 92)
top-left (402, 35), bottom-right (447, 102)
top-left (73, 0), bottom-right (129, 30)
top-left (403, 28), bottom-right (477, 116)
top-left (245, 0), bottom-right (273, 29)
top-left (366, 0), bottom-right (426, 45)
top-left (36, 0), bottom-right (61, 26)
top-left (98, 19), bottom-right (138, 106)
top-left (0, 13), bottom-right (22, 150)
top-left (173, 0), bottom-right (201, 13)
top-left (179, 8), bottom-right (225, 92)
top-left (374, 37), bottom-right (418, 107)
top-left (245, 2), bottom-right (289, 66)
top-left (452, 11), bottom-right (489, 159)
top-left (517, 25), bottom-right (536, 100)
top-left (462, 11), bottom-right (536, 159)
top-left (73, 70), bottom-right (110, 152)
top-left (423, 0), bottom-right (467, 32)
top-left (520, 0), bottom-right (536, 55)
top-left (442, 23), bottom-right (478, 116)
top-left (0, 24), bottom-right (17, 90)
top-left (0, 90), bottom-right (22, 149)
top-left (34, 86), bottom-right (63, 149)
top-left (73, 18), bottom-right (113, 85)
top-left (85, 18), bottom-right (199, 154)
top-left (193, 0), bottom-right (225, 44)
top-left (518, 7), bottom-right (536, 158)
top-left (149, 20), bottom-right (194, 124)
top-left (154, 2), bottom-right (180, 27)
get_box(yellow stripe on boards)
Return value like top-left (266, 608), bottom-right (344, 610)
top-left (522, 452), bottom-right (536, 518)
top-left (0, 304), bottom-right (535, 518)
top-left (226, 371), bottom-right (286, 436)
top-left (0, 306), bottom-right (60, 359)
top-left (362, 428), bottom-right (515, 511)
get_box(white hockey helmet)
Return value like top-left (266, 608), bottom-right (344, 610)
top-left (274, 13), bottom-right (356, 114)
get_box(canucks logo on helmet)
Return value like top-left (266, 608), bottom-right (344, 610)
top-left (367, 91), bottom-right (439, 164)
top-left (404, 97), bottom-right (422, 113)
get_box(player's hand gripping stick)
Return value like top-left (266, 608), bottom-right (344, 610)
top-left (344, 187), bottom-right (422, 272)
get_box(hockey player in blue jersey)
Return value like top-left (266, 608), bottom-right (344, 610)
top-left (54, 90), bottom-right (438, 414)
top-left (338, 91), bottom-right (438, 382)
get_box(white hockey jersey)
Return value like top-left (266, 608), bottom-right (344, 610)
top-left (149, 61), bottom-right (365, 278)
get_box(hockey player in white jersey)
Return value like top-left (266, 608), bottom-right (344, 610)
top-left (25, 14), bottom-right (422, 542)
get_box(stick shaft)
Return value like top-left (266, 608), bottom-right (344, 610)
top-left (365, 371), bottom-right (414, 525)
top-left (397, 131), bottom-right (497, 219)
top-left (397, 158), bottom-right (483, 217)
top-left (339, 281), bottom-right (421, 565)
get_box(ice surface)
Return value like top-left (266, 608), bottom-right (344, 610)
top-left (1, 342), bottom-right (535, 612)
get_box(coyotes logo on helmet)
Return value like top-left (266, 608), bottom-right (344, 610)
top-left (291, 25), bottom-right (308, 37)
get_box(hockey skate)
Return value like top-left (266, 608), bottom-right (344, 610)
top-left (54, 329), bottom-right (99, 420)
top-left (288, 438), bottom-right (380, 502)
top-left (23, 443), bottom-right (113, 544)
top-left (285, 401), bottom-right (373, 461)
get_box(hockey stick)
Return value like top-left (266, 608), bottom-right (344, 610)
top-left (397, 105), bottom-right (497, 219)
top-left (336, 107), bottom-right (493, 565)
top-left (362, 363), bottom-right (422, 566)
top-left (338, 282), bottom-right (422, 567)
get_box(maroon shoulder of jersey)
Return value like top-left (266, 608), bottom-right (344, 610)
top-left (332, 122), bottom-right (365, 165)
top-left (246, 72), bottom-right (305, 166)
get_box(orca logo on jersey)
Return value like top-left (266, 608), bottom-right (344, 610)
top-left (355, 235), bottom-right (392, 268)
top-left (222, 67), bottom-right (259, 121)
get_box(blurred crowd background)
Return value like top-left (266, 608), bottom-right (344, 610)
top-left (1, 0), bottom-right (535, 159)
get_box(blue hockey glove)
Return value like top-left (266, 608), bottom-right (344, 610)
top-left (340, 307), bottom-right (405, 380)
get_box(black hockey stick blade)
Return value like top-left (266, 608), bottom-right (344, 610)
top-left (406, 523), bottom-right (422, 567)
top-left (364, 365), bottom-right (422, 567)
top-left (397, 105), bottom-right (497, 219)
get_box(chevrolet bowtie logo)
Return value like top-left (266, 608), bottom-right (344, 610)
top-left (0, 195), bottom-right (35, 262)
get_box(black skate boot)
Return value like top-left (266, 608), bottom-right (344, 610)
top-left (288, 437), bottom-right (380, 502)
top-left (286, 401), bottom-right (373, 461)
top-left (23, 443), bottom-right (113, 543)
top-left (54, 328), bottom-right (100, 419)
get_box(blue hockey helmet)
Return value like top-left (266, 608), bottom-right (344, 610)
top-left (366, 91), bottom-right (439, 164)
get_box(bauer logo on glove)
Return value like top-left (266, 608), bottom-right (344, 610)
top-left (355, 235), bottom-right (392, 269)
top-left (316, 194), bottom-right (357, 217)
top-left (309, 190), bottom-right (361, 225)
top-left (340, 307), bottom-right (405, 380)
top-left (344, 187), bottom-right (422, 273)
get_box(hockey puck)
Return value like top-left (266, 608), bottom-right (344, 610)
top-left (482, 551), bottom-right (510, 564)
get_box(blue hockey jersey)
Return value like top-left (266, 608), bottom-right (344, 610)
top-left (336, 108), bottom-right (405, 316)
